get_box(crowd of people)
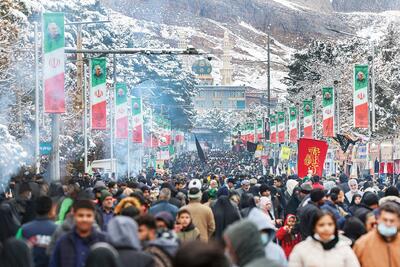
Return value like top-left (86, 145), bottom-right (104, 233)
top-left (0, 150), bottom-right (400, 267)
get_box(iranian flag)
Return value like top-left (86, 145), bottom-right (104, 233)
top-left (322, 87), bottom-right (335, 137)
top-left (157, 116), bottom-right (172, 146)
top-left (256, 119), bottom-right (263, 141)
top-left (132, 97), bottom-right (143, 143)
top-left (174, 131), bottom-right (185, 143)
top-left (115, 83), bottom-right (128, 139)
top-left (43, 13), bottom-right (65, 113)
top-left (277, 111), bottom-right (285, 143)
top-left (270, 115), bottom-right (277, 144)
top-left (247, 123), bottom-right (255, 143)
top-left (90, 58), bottom-right (107, 130)
top-left (354, 64), bottom-right (369, 128)
top-left (289, 107), bottom-right (298, 143)
top-left (303, 99), bottom-right (313, 138)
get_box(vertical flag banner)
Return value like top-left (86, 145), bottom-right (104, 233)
top-left (354, 64), bottom-right (369, 128)
top-left (115, 83), bottom-right (128, 139)
top-left (322, 87), bottom-right (335, 137)
top-left (297, 138), bottom-right (329, 177)
top-left (289, 107), bottom-right (298, 143)
top-left (264, 117), bottom-right (270, 141)
top-left (256, 119), bottom-right (263, 141)
top-left (247, 122), bottom-right (255, 143)
top-left (277, 111), bottom-right (285, 143)
top-left (90, 58), bottom-right (107, 129)
top-left (43, 13), bottom-right (65, 113)
top-left (303, 100), bottom-right (313, 138)
top-left (270, 115), bottom-right (277, 144)
top-left (132, 97), bottom-right (143, 143)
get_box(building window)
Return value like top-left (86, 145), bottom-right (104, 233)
top-left (237, 100), bottom-right (245, 109)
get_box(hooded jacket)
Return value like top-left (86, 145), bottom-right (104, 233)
top-left (276, 214), bottom-right (302, 258)
top-left (224, 219), bottom-right (281, 267)
top-left (248, 208), bottom-right (288, 266)
top-left (107, 216), bottom-right (154, 267)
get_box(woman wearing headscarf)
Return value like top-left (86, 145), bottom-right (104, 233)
top-left (348, 193), bottom-right (362, 215)
top-left (211, 195), bottom-right (241, 240)
top-left (258, 196), bottom-right (277, 228)
top-left (345, 179), bottom-right (363, 204)
top-left (276, 214), bottom-right (302, 258)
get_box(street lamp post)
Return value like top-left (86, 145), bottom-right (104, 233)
top-left (326, 27), bottom-right (376, 134)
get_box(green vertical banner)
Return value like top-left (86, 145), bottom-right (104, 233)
top-left (90, 58), bottom-right (107, 130)
top-left (303, 99), bottom-right (313, 138)
top-left (43, 13), bottom-right (65, 113)
top-left (354, 64), bottom-right (369, 129)
top-left (247, 122), bottom-right (255, 142)
top-left (277, 111), bottom-right (285, 143)
top-left (322, 87), bottom-right (335, 137)
top-left (115, 83), bottom-right (128, 139)
top-left (131, 97), bottom-right (143, 143)
top-left (270, 115), bottom-right (277, 144)
top-left (289, 107), bottom-right (298, 143)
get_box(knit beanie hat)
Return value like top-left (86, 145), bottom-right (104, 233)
top-left (99, 189), bottom-right (112, 203)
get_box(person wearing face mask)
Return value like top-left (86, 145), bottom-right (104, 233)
top-left (288, 210), bottom-right (360, 267)
top-left (353, 202), bottom-right (400, 267)
top-left (248, 208), bottom-right (288, 267)
top-left (224, 219), bottom-right (281, 267)
top-left (345, 179), bottom-right (363, 204)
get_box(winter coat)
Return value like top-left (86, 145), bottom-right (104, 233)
top-left (288, 236), bottom-right (360, 267)
top-left (19, 216), bottom-right (57, 267)
top-left (248, 208), bottom-right (288, 267)
top-left (276, 215), bottom-right (302, 258)
top-left (49, 227), bottom-right (106, 267)
top-left (176, 223), bottom-right (200, 243)
top-left (180, 201), bottom-right (215, 242)
top-left (297, 201), bottom-right (320, 239)
top-left (224, 219), bottom-right (281, 267)
top-left (353, 229), bottom-right (400, 267)
top-left (144, 232), bottom-right (180, 267)
top-left (47, 215), bottom-right (74, 257)
top-left (107, 216), bottom-right (154, 267)
top-left (211, 196), bottom-right (241, 240)
top-left (321, 200), bottom-right (345, 228)
top-left (149, 200), bottom-right (179, 219)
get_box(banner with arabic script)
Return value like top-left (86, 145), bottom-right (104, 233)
top-left (297, 138), bottom-right (329, 177)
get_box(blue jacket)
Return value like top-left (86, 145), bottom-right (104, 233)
top-left (21, 216), bottom-right (57, 267)
top-left (49, 227), bottom-right (106, 267)
top-left (321, 200), bottom-right (346, 228)
top-left (149, 200), bottom-right (179, 218)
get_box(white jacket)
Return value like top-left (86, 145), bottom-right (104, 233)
top-left (288, 237), bottom-right (360, 267)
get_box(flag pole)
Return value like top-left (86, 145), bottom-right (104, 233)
top-left (34, 22), bottom-right (40, 174)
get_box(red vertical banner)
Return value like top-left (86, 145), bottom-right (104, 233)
top-left (297, 138), bottom-right (329, 177)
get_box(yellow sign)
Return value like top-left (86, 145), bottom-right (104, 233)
top-left (280, 146), bottom-right (291, 160)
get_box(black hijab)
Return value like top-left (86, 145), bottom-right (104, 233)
top-left (211, 196), bottom-right (240, 240)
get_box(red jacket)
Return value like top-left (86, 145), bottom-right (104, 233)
top-left (276, 214), bottom-right (302, 258)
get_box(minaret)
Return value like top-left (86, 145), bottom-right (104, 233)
top-left (178, 31), bottom-right (189, 71)
top-left (220, 30), bottom-right (233, 85)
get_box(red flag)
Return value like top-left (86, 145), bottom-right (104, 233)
top-left (297, 138), bottom-right (329, 177)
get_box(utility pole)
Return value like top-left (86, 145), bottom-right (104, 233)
top-left (83, 63), bottom-right (88, 173)
top-left (267, 28), bottom-right (271, 118)
top-left (370, 44), bottom-right (376, 133)
top-left (34, 22), bottom-right (40, 174)
top-left (111, 54), bottom-right (116, 177)
top-left (334, 80), bottom-right (340, 134)
top-left (76, 24), bottom-right (83, 111)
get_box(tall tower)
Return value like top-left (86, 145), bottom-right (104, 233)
top-left (220, 30), bottom-right (233, 85)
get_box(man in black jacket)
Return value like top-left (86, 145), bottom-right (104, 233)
top-left (297, 188), bottom-right (325, 239)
